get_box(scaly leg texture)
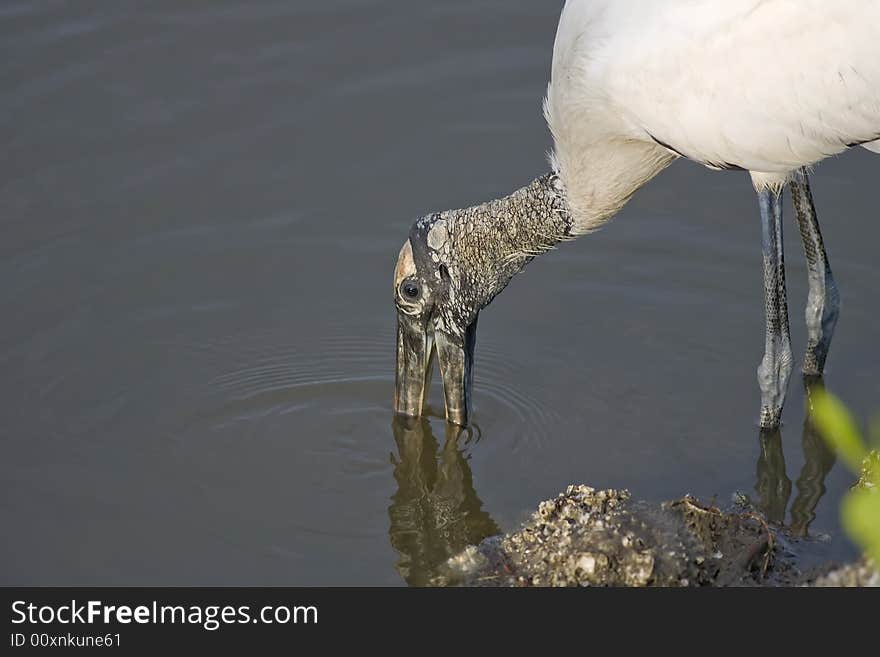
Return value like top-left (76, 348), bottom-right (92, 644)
top-left (757, 188), bottom-right (793, 429)
top-left (789, 168), bottom-right (840, 376)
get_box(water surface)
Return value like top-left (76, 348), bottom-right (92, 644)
top-left (2, 1), bottom-right (878, 585)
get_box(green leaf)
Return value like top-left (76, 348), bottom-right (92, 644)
top-left (842, 489), bottom-right (880, 567)
top-left (810, 389), bottom-right (867, 474)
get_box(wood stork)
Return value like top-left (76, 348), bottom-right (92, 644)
top-left (393, 0), bottom-right (880, 429)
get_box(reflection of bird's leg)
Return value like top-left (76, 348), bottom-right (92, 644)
top-left (755, 428), bottom-right (792, 524)
top-left (790, 377), bottom-right (836, 537)
top-left (790, 169), bottom-right (840, 376)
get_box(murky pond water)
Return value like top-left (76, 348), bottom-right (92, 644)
top-left (2, 1), bottom-right (878, 585)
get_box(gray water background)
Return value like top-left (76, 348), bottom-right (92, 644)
top-left (2, 1), bottom-right (878, 585)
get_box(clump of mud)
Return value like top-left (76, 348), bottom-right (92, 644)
top-left (810, 559), bottom-right (880, 587)
top-left (437, 485), bottom-right (876, 587)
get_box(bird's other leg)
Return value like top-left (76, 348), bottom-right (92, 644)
top-left (757, 188), bottom-right (793, 429)
top-left (790, 168), bottom-right (840, 376)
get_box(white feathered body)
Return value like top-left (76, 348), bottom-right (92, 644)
top-left (544, 0), bottom-right (880, 232)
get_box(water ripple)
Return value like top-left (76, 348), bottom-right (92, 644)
top-left (199, 327), bottom-right (561, 450)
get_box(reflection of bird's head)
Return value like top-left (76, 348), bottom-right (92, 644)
top-left (387, 415), bottom-right (498, 586)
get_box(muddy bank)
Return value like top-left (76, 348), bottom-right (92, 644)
top-left (436, 485), bottom-right (876, 587)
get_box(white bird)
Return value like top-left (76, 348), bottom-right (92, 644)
top-left (392, 0), bottom-right (880, 429)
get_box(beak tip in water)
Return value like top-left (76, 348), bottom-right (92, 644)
top-left (395, 311), bottom-right (477, 429)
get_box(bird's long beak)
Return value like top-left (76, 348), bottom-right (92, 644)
top-left (434, 318), bottom-right (477, 426)
top-left (394, 312), bottom-right (435, 419)
top-left (394, 313), bottom-right (477, 426)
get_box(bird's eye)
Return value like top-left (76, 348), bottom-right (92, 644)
top-left (400, 280), bottom-right (420, 300)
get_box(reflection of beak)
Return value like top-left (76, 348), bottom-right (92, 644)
top-left (394, 312), bottom-right (478, 426)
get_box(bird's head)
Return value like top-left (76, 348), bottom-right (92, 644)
top-left (392, 173), bottom-right (571, 426)
top-left (393, 212), bottom-right (480, 427)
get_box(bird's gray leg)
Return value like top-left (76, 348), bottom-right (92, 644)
top-left (757, 188), bottom-right (793, 429)
top-left (789, 168), bottom-right (840, 376)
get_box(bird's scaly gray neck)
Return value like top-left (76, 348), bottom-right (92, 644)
top-left (415, 172), bottom-right (572, 334)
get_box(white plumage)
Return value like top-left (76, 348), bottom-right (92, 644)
top-left (545, 0), bottom-right (880, 233)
